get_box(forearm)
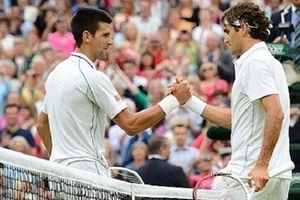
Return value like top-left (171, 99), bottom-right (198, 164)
top-left (116, 105), bottom-right (165, 135)
top-left (202, 105), bottom-right (232, 129)
top-left (38, 126), bottom-right (52, 155)
top-left (185, 96), bottom-right (231, 129)
top-left (37, 113), bottom-right (52, 154)
top-left (255, 113), bottom-right (283, 168)
top-left (115, 95), bottom-right (179, 135)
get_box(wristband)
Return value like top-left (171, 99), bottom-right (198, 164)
top-left (184, 96), bottom-right (207, 115)
top-left (158, 95), bottom-right (179, 115)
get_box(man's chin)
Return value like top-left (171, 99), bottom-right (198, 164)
top-left (98, 53), bottom-right (107, 61)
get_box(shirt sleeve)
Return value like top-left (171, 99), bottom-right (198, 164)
top-left (242, 60), bottom-right (278, 102)
top-left (40, 93), bottom-right (48, 114)
top-left (88, 71), bottom-right (128, 119)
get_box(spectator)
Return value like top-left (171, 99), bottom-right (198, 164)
top-left (149, 0), bottom-right (170, 22)
top-left (114, 21), bottom-right (143, 52)
top-left (18, 69), bottom-right (44, 105)
top-left (8, 135), bottom-right (30, 155)
top-left (24, 27), bottom-right (41, 58)
top-left (187, 153), bottom-right (214, 188)
top-left (11, 37), bottom-right (33, 78)
top-left (198, 31), bottom-right (235, 84)
top-left (174, 20), bottom-right (199, 74)
top-left (208, 0), bottom-right (230, 24)
top-left (113, 0), bottom-right (136, 35)
top-left (192, 8), bottom-right (224, 46)
top-left (125, 141), bottom-right (148, 171)
top-left (0, 63), bottom-right (12, 115)
top-left (198, 62), bottom-right (229, 105)
top-left (46, 15), bottom-right (76, 57)
top-left (136, 135), bottom-right (190, 188)
top-left (177, 0), bottom-right (200, 26)
top-left (167, 115), bottom-right (200, 173)
top-left (165, 8), bottom-right (182, 47)
top-left (0, 17), bottom-right (16, 58)
top-left (0, 104), bottom-right (36, 156)
top-left (130, 0), bottom-right (163, 36)
top-left (137, 51), bottom-right (159, 80)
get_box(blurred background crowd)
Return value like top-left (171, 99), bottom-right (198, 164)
top-left (0, 0), bottom-right (299, 188)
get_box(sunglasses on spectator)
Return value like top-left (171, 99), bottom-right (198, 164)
top-left (202, 67), bottom-right (213, 72)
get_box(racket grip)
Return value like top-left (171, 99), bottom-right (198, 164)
top-left (269, 162), bottom-right (294, 177)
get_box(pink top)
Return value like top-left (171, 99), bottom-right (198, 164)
top-left (201, 79), bottom-right (229, 104)
top-left (47, 32), bottom-right (76, 57)
top-left (189, 174), bottom-right (214, 188)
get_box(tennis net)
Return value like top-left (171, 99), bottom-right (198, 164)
top-left (0, 147), bottom-right (221, 200)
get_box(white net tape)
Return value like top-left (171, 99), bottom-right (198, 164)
top-left (0, 147), bottom-right (222, 200)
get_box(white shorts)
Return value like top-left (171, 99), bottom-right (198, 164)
top-left (250, 178), bottom-right (291, 200)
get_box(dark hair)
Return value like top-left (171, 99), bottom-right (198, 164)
top-left (147, 136), bottom-right (169, 155)
top-left (220, 2), bottom-right (271, 41)
top-left (70, 8), bottom-right (113, 47)
top-left (140, 51), bottom-right (155, 70)
top-left (4, 104), bottom-right (20, 114)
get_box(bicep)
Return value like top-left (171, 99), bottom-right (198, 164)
top-left (260, 94), bottom-right (282, 114)
top-left (38, 112), bottom-right (49, 125)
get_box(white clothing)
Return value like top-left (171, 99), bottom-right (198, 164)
top-left (249, 178), bottom-right (290, 200)
top-left (192, 24), bottom-right (224, 45)
top-left (130, 16), bottom-right (162, 35)
top-left (42, 52), bottom-right (128, 176)
top-left (228, 42), bottom-right (292, 180)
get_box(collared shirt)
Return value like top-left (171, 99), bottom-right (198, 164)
top-left (228, 42), bottom-right (291, 179)
top-left (168, 145), bottom-right (199, 171)
top-left (42, 52), bottom-right (127, 175)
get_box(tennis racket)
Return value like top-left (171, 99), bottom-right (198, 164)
top-left (109, 166), bottom-right (144, 184)
top-left (193, 162), bottom-right (294, 200)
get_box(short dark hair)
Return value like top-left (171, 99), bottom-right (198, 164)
top-left (221, 2), bottom-right (271, 41)
top-left (4, 104), bottom-right (20, 114)
top-left (147, 136), bottom-right (169, 155)
top-left (70, 8), bottom-right (113, 47)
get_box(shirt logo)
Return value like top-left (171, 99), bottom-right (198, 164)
top-left (115, 95), bottom-right (122, 101)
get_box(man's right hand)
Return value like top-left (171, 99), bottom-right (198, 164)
top-left (169, 77), bottom-right (192, 105)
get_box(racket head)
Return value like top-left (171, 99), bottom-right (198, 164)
top-left (193, 172), bottom-right (250, 200)
top-left (110, 167), bottom-right (144, 184)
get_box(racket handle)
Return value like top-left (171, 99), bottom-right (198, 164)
top-left (240, 162), bottom-right (294, 180)
top-left (269, 162), bottom-right (294, 177)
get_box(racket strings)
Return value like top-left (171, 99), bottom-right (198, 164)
top-left (111, 168), bottom-right (143, 184)
top-left (193, 175), bottom-right (249, 200)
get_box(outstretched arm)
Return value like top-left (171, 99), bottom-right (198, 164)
top-left (37, 112), bottom-right (52, 154)
top-left (113, 79), bottom-right (192, 135)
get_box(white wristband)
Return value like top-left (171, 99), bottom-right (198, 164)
top-left (158, 95), bottom-right (180, 115)
top-left (184, 96), bottom-right (207, 115)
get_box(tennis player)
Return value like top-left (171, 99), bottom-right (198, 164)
top-left (171, 2), bottom-right (292, 199)
top-left (36, 8), bottom-right (191, 177)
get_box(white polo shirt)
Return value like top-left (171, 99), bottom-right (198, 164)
top-left (41, 52), bottom-right (127, 175)
top-left (227, 42), bottom-right (292, 179)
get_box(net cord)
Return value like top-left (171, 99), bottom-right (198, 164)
top-left (1, 147), bottom-right (219, 199)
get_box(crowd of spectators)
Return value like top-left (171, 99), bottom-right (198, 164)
top-left (0, 0), bottom-right (299, 189)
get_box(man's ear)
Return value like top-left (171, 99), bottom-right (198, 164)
top-left (82, 30), bottom-right (91, 43)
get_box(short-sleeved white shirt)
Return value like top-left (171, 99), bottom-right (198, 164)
top-left (41, 52), bottom-right (127, 175)
top-left (227, 42), bottom-right (292, 179)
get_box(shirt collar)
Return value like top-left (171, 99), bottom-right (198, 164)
top-left (234, 42), bottom-right (267, 67)
top-left (291, 4), bottom-right (299, 13)
top-left (70, 52), bottom-right (96, 70)
top-left (148, 154), bottom-right (165, 160)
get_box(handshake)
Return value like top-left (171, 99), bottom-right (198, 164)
top-left (157, 77), bottom-right (207, 116)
